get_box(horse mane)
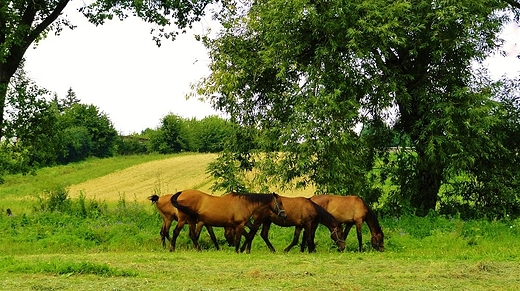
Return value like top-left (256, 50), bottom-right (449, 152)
top-left (308, 198), bottom-right (338, 227)
top-left (148, 194), bottom-right (159, 204)
top-left (170, 191), bottom-right (199, 218)
top-left (229, 192), bottom-right (276, 204)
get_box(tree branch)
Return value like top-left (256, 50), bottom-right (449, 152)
top-left (27, 0), bottom-right (70, 45)
top-left (503, 0), bottom-right (520, 10)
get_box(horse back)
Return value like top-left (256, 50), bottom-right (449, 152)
top-left (156, 194), bottom-right (178, 221)
top-left (268, 196), bottom-right (316, 226)
top-left (311, 195), bottom-right (368, 224)
top-left (174, 190), bottom-right (265, 226)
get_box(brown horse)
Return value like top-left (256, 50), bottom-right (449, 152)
top-left (310, 195), bottom-right (384, 252)
top-left (170, 189), bottom-right (287, 253)
top-left (241, 196), bottom-right (346, 253)
top-left (148, 194), bottom-right (234, 249)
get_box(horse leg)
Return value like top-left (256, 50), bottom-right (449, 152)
top-left (240, 221), bottom-right (263, 253)
top-left (239, 225), bottom-right (254, 252)
top-left (239, 220), bottom-right (255, 252)
top-left (343, 223), bottom-right (354, 242)
top-left (224, 227), bottom-right (236, 247)
top-left (300, 229), bottom-right (307, 252)
top-left (205, 225), bottom-right (220, 250)
top-left (307, 223), bottom-right (318, 253)
top-left (188, 219), bottom-right (201, 251)
top-left (160, 222), bottom-right (168, 248)
top-left (259, 222), bottom-right (276, 253)
top-left (161, 218), bottom-right (173, 248)
top-left (170, 219), bottom-right (186, 252)
top-left (234, 225), bottom-right (248, 253)
top-left (355, 222), bottom-right (363, 252)
top-left (284, 226), bottom-right (302, 253)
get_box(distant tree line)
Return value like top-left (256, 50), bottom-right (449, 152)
top-left (0, 66), bottom-right (235, 182)
top-left (116, 114), bottom-right (235, 155)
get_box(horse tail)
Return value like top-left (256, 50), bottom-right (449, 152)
top-left (170, 191), bottom-right (199, 219)
top-left (148, 194), bottom-right (160, 204)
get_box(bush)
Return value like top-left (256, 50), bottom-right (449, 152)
top-left (33, 187), bottom-right (107, 218)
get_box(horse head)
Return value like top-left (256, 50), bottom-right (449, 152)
top-left (331, 226), bottom-right (346, 251)
top-left (271, 193), bottom-right (287, 219)
top-left (371, 230), bottom-right (385, 251)
top-left (224, 227), bottom-right (236, 247)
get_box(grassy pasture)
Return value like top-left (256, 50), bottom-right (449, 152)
top-left (2, 251), bottom-right (519, 290)
top-left (1, 153), bottom-right (519, 290)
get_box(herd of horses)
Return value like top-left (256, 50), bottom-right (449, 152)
top-left (148, 189), bottom-right (384, 253)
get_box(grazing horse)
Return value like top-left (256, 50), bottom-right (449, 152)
top-left (170, 189), bottom-right (287, 253)
top-left (241, 196), bottom-right (346, 253)
top-left (148, 194), bottom-right (234, 249)
top-left (310, 195), bottom-right (384, 252)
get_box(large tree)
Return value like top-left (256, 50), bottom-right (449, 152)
top-left (195, 0), bottom-right (520, 215)
top-left (0, 0), bottom-right (216, 139)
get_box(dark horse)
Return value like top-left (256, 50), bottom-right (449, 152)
top-left (170, 189), bottom-right (287, 253)
top-left (241, 196), bottom-right (346, 253)
top-left (148, 194), bottom-right (234, 249)
top-left (310, 195), bottom-right (384, 252)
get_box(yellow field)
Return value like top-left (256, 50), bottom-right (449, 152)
top-left (67, 153), bottom-right (315, 202)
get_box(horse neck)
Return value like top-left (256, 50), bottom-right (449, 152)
top-left (365, 207), bottom-right (382, 236)
top-left (312, 202), bottom-right (338, 230)
top-left (241, 193), bottom-right (277, 214)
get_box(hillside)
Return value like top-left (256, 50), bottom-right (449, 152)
top-left (66, 153), bottom-right (315, 203)
top-left (67, 153), bottom-right (221, 202)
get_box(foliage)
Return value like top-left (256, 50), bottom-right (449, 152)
top-left (437, 76), bottom-right (520, 219)
top-left (146, 113), bottom-right (235, 154)
top-left (150, 113), bottom-right (188, 153)
top-left (58, 126), bottom-right (93, 163)
top-left (114, 135), bottom-right (149, 155)
top-left (0, 65), bottom-right (61, 177)
top-left (57, 103), bottom-right (118, 160)
top-left (0, 0), bottom-right (217, 143)
top-left (0, 76), bottom-right (119, 178)
top-left (195, 0), bottom-right (520, 217)
top-left (207, 150), bottom-right (249, 192)
top-left (193, 115), bottom-right (235, 153)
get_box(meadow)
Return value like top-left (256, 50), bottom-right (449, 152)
top-left (0, 153), bottom-right (519, 290)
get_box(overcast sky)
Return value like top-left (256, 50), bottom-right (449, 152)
top-left (24, 4), bottom-right (221, 135)
top-left (23, 5), bottom-right (520, 135)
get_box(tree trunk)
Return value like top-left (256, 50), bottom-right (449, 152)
top-left (0, 53), bottom-right (25, 140)
top-left (0, 82), bottom-right (7, 139)
top-left (411, 155), bottom-right (443, 216)
top-left (0, 0), bottom-right (70, 140)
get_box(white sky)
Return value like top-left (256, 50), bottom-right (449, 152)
top-left (23, 5), bottom-right (520, 135)
top-left (24, 4), bottom-right (221, 135)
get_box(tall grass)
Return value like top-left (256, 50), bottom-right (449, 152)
top-left (2, 189), bottom-right (518, 259)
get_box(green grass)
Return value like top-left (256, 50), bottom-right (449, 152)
top-left (1, 196), bottom-right (518, 290)
top-left (0, 153), bottom-right (182, 214)
top-left (1, 250), bottom-right (519, 290)
top-left (1, 154), bottom-right (519, 290)
top-left (1, 154), bottom-right (179, 195)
